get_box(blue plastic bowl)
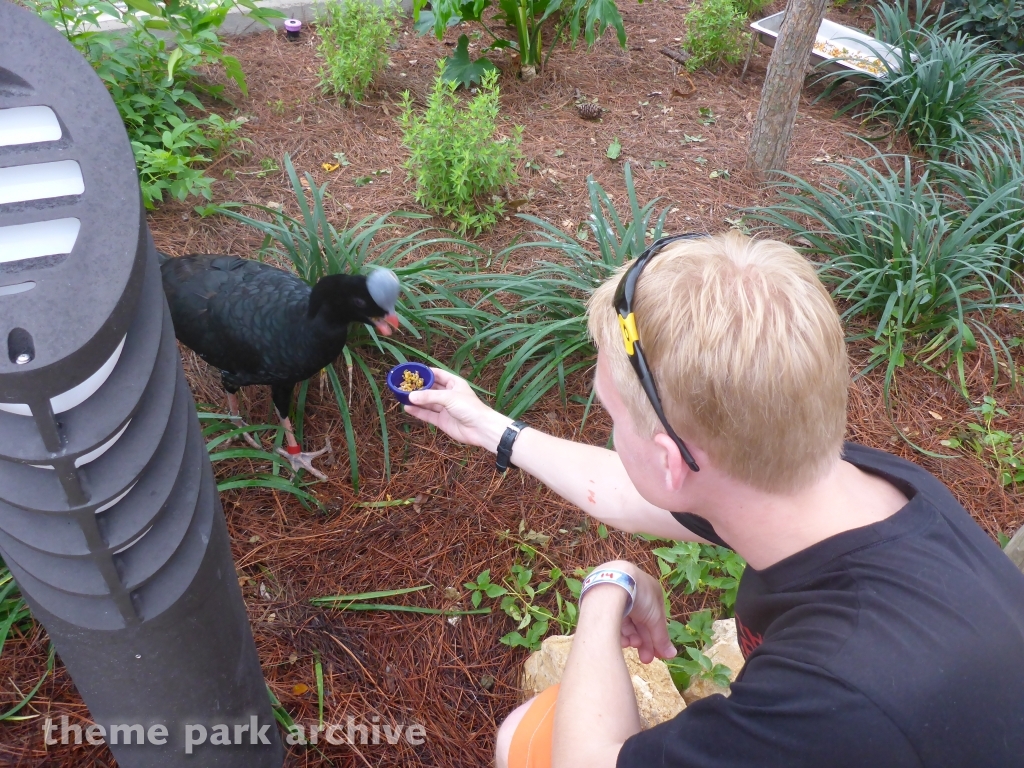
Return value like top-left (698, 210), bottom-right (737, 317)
top-left (387, 362), bottom-right (434, 405)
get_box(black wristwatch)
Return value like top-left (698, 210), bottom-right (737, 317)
top-left (495, 421), bottom-right (528, 474)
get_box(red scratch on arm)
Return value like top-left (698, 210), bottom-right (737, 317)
top-left (587, 490), bottom-right (597, 505)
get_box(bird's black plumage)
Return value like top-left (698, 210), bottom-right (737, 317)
top-left (159, 252), bottom-right (399, 418)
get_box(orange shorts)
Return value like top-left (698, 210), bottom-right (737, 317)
top-left (508, 684), bottom-right (559, 768)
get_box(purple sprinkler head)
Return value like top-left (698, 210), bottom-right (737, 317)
top-left (284, 18), bottom-right (301, 40)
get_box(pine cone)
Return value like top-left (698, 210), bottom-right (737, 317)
top-left (576, 102), bottom-right (602, 120)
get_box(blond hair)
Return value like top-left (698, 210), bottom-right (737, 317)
top-left (588, 231), bottom-right (848, 493)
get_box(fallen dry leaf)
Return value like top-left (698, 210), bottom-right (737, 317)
top-left (929, 411), bottom-right (943, 420)
top-left (672, 75), bottom-right (697, 98)
top-left (292, 683), bottom-right (309, 695)
top-left (522, 530), bottom-right (552, 547)
top-left (322, 162), bottom-right (340, 172)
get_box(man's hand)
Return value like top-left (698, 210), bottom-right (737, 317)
top-left (583, 560), bottom-right (676, 665)
top-left (405, 368), bottom-right (512, 453)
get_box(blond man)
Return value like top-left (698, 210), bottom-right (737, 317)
top-left (406, 232), bottom-right (1024, 768)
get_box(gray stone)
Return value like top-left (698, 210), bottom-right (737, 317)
top-left (522, 634), bottom-right (686, 729)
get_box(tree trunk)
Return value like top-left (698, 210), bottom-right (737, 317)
top-left (745, 0), bottom-right (830, 175)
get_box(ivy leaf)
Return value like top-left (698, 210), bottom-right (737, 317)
top-left (442, 35), bottom-right (497, 89)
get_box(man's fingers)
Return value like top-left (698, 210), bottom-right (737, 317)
top-left (635, 621), bottom-right (656, 664)
top-left (653, 625), bottom-right (677, 660)
top-left (429, 367), bottom-right (465, 391)
top-left (407, 387), bottom-right (452, 408)
top-left (404, 404), bottom-right (443, 426)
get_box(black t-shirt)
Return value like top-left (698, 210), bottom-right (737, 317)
top-left (618, 442), bottom-right (1024, 768)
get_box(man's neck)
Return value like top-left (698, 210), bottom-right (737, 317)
top-left (692, 459), bottom-right (910, 571)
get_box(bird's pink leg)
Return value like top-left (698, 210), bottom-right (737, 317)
top-left (226, 392), bottom-right (263, 449)
top-left (275, 415), bottom-right (329, 481)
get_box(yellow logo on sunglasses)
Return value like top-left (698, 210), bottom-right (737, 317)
top-left (618, 313), bottom-right (639, 356)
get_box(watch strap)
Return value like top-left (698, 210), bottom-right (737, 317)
top-left (495, 421), bottom-right (528, 474)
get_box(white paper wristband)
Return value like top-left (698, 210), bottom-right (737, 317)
top-left (580, 567), bottom-right (636, 616)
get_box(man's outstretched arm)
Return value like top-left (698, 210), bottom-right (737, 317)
top-left (405, 369), bottom-right (705, 541)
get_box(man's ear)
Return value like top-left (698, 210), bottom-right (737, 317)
top-left (653, 432), bottom-right (696, 492)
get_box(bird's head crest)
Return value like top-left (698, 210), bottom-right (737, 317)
top-left (366, 268), bottom-right (400, 313)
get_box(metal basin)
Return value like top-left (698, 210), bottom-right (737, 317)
top-left (750, 12), bottom-right (908, 79)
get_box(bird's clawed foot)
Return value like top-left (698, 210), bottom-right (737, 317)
top-left (276, 443), bottom-right (330, 482)
top-left (228, 416), bottom-right (264, 450)
top-left (226, 392), bottom-right (263, 450)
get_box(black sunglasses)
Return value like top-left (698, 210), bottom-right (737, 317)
top-left (613, 234), bottom-right (707, 472)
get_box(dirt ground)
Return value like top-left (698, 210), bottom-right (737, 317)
top-left (2, 1), bottom-right (1022, 765)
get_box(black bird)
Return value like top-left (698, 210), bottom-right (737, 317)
top-left (158, 252), bottom-right (401, 480)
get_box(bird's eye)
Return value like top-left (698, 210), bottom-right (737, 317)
top-left (352, 297), bottom-right (367, 309)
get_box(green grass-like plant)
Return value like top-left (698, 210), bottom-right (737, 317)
top-left (931, 133), bottom-right (1024, 260)
top-left (0, 563), bottom-right (49, 723)
top-left (747, 153), bottom-right (1023, 400)
top-left (316, 0), bottom-right (401, 102)
top-left (0, 563), bottom-right (30, 665)
top-left (821, 1), bottom-right (1024, 158)
top-left (450, 164), bottom-right (672, 419)
top-left (210, 155), bottom-right (489, 490)
top-left (199, 412), bottom-right (322, 503)
top-left (683, 0), bottom-right (749, 72)
top-left (399, 67), bottom-right (522, 235)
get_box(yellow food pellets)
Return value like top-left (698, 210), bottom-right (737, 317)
top-left (812, 40), bottom-right (886, 76)
top-left (399, 369), bottom-right (425, 392)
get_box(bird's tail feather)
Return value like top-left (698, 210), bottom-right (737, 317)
top-left (156, 250), bottom-right (171, 266)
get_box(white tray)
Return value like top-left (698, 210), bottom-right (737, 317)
top-left (750, 12), bottom-right (907, 79)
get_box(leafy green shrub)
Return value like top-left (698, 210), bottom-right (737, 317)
top-left (464, 534), bottom-right (745, 691)
top-left (746, 154), bottom-right (1024, 396)
top-left (946, 0), bottom-right (1024, 53)
top-left (316, 0), bottom-right (400, 102)
top-left (942, 396), bottom-right (1024, 486)
top-left (28, 0), bottom-right (278, 207)
top-left (449, 164), bottom-right (672, 418)
top-left (822, 1), bottom-right (1024, 158)
top-left (665, 610), bottom-right (734, 691)
top-left (733, 0), bottom-right (771, 16)
top-left (652, 541), bottom-right (746, 612)
top-left (399, 67), bottom-right (522, 235)
top-left (683, 0), bottom-right (749, 71)
top-left (210, 155), bottom-right (490, 489)
top-left (415, 0), bottom-right (635, 80)
top-left (465, 564), bottom-right (582, 650)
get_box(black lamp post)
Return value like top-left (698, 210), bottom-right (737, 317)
top-left (0, 3), bottom-right (283, 764)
